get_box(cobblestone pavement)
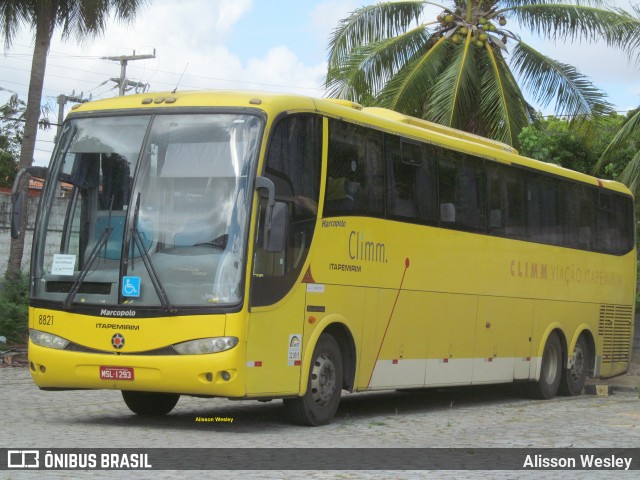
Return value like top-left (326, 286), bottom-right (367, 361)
top-left (1, 365), bottom-right (639, 479)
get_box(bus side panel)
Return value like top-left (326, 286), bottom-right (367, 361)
top-left (423, 293), bottom-right (477, 387)
top-left (473, 297), bottom-right (534, 383)
top-left (358, 291), bottom-right (480, 390)
top-left (364, 290), bottom-right (428, 389)
top-left (305, 284), bottom-right (365, 392)
top-left (245, 284), bottom-right (307, 396)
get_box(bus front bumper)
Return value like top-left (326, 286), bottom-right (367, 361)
top-left (28, 341), bottom-right (247, 398)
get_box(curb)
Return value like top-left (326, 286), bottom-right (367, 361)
top-left (584, 383), bottom-right (639, 395)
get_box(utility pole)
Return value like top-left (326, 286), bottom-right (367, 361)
top-left (56, 91), bottom-right (91, 142)
top-left (101, 50), bottom-right (156, 96)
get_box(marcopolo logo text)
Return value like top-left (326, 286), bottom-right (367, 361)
top-left (100, 309), bottom-right (137, 318)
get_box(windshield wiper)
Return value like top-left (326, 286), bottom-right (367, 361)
top-left (63, 198), bottom-right (114, 309)
top-left (129, 193), bottom-right (176, 313)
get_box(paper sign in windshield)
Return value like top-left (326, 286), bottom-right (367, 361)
top-left (51, 254), bottom-right (76, 276)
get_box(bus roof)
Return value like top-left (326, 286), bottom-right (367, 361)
top-left (69, 90), bottom-right (632, 197)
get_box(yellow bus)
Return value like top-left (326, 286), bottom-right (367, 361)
top-left (16, 91), bottom-right (635, 426)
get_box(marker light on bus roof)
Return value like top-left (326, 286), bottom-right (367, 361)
top-left (30, 329), bottom-right (69, 350)
top-left (173, 337), bottom-right (239, 355)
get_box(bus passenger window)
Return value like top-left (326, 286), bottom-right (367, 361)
top-left (486, 163), bottom-right (525, 239)
top-left (595, 193), bottom-right (633, 254)
top-left (564, 183), bottom-right (595, 250)
top-left (437, 152), bottom-right (485, 232)
top-left (526, 175), bottom-right (562, 245)
top-left (387, 136), bottom-right (419, 220)
top-left (324, 119), bottom-right (384, 218)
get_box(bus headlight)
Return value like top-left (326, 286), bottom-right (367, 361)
top-left (173, 337), bottom-right (238, 355)
top-left (30, 329), bottom-right (69, 350)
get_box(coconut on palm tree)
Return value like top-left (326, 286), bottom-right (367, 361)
top-left (326, 1), bottom-right (640, 147)
top-left (0, 0), bottom-right (147, 277)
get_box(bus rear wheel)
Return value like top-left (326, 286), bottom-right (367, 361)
top-left (559, 335), bottom-right (589, 396)
top-left (122, 391), bottom-right (180, 416)
top-left (524, 332), bottom-right (562, 400)
top-left (283, 333), bottom-right (343, 426)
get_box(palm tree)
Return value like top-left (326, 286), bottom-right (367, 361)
top-left (0, 0), bottom-right (147, 277)
top-left (326, 1), bottom-right (640, 147)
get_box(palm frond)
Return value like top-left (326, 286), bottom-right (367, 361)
top-left (325, 47), bottom-right (376, 103)
top-left (377, 35), bottom-right (451, 115)
top-left (0, 1), bottom-right (31, 47)
top-left (328, 1), bottom-right (426, 68)
top-left (614, 4), bottom-right (640, 66)
top-left (510, 41), bottom-right (612, 119)
top-left (617, 149), bottom-right (640, 198)
top-left (505, 2), bottom-right (640, 56)
top-left (326, 26), bottom-right (432, 102)
top-left (58, 0), bottom-right (147, 39)
top-left (427, 31), bottom-right (479, 129)
top-left (594, 108), bottom-right (640, 174)
top-left (499, 0), bottom-right (606, 8)
top-left (480, 44), bottom-right (530, 146)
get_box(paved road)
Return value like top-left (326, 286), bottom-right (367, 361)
top-left (1, 365), bottom-right (639, 479)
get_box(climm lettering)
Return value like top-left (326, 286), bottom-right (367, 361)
top-left (348, 231), bottom-right (387, 263)
top-left (510, 260), bottom-right (623, 287)
top-left (510, 260), bottom-right (548, 280)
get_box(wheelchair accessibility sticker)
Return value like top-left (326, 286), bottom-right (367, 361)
top-left (122, 276), bottom-right (141, 297)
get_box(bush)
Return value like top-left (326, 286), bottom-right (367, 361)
top-left (0, 271), bottom-right (29, 345)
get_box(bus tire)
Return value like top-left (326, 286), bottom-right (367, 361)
top-left (122, 391), bottom-right (180, 416)
top-left (283, 333), bottom-right (343, 426)
top-left (523, 332), bottom-right (562, 400)
top-left (559, 335), bottom-right (589, 396)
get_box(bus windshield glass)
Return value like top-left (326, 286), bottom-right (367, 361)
top-left (32, 112), bottom-right (263, 309)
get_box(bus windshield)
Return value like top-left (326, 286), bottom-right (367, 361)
top-left (32, 112), bottom-right (263, 309)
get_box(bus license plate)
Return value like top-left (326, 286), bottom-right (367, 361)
top-left (100, 366), bottom-right (134, 381)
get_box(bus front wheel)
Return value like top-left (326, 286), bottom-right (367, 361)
top-left (122, 391), bottom-right (180, 416)
top-left (524, 332), bottom-right (562, 400)
top-left (283, 333), bottom-right (343, 426)
top-left (559, 335), bottom-right (589, 396)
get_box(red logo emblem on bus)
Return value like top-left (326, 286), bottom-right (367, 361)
top-left (111, 333), bottom-right (125, 349)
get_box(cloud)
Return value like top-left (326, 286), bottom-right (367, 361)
top-left (245, 46), bottom-right (326, 94)
top-left (311, 0), bottom-right (361, 37)
top-left (66, 0), bottom-right (253, 56)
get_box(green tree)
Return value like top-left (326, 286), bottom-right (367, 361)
top-left (0, 0), bottom-right (148, 278)
top-left (0, 94), bottom-right (25, 187)
top-left (518, 113), bottom-right (632, 177)
top-left (0, 148), bottom-right (15, 188)
top-left (0, 271), bottom-right (29, 344)
top-left (326, 1), bottom-right (640, 147)
top-left (0, 93), bottom-right (51, 188)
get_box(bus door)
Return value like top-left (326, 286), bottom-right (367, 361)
top-left (246, 114), bottom-right (322, 396)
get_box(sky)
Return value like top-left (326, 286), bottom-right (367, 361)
top-left (0, 0), bottom-right (639, 166)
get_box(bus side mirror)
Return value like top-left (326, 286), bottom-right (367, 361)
top-left (11, 166), bottom-right (48, 239)
top-left (255, 176), bottom-right (288, 253)
top-left (265, 201), bottom-right (288, 253)
top-left (11, 190), bottom-right (26, 239)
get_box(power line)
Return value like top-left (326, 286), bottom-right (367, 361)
top-left (3, 44), bottom-right (324, 92)
top-left (0, 115), bottom-right (58, 127)
top-left (101, 50), bottom-right (156, 96)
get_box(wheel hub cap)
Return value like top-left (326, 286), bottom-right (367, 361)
top-left (310, 353), bottom-right (336, 406)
